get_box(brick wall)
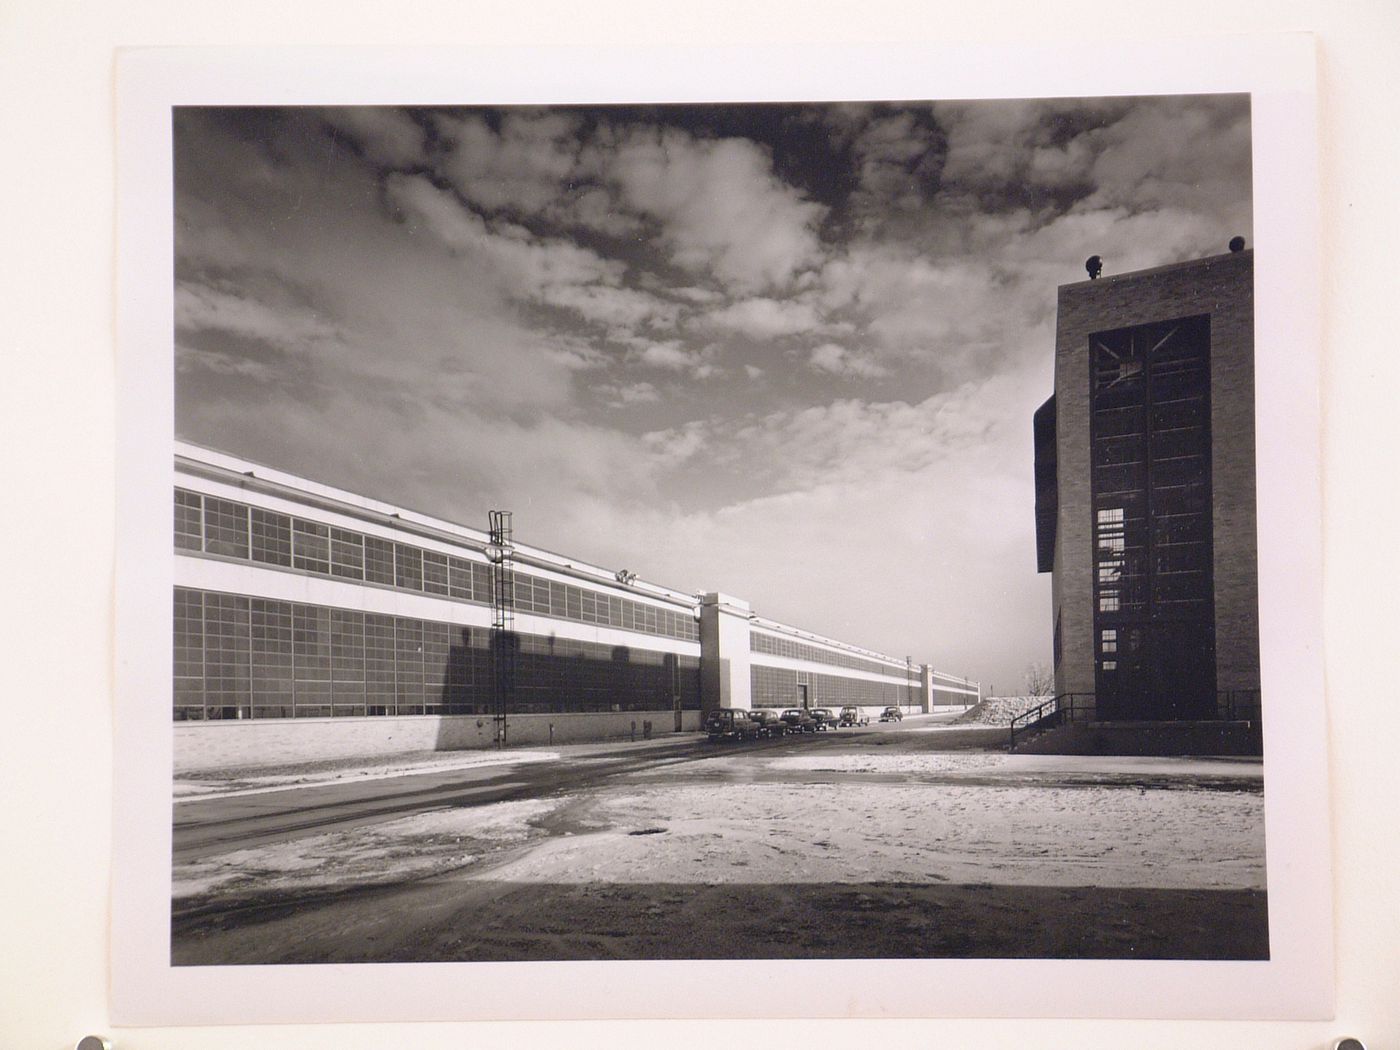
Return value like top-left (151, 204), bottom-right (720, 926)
top-left (1050, 250), bottom-right (1258, 699)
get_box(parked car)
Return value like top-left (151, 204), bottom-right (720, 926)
top-left (779, 707), bottom-right (817, 733)
top-left (704, 708), bottom-right (759, 742)
top-left (879, 706), bottom-right (904, 722)
top-left (809, 707), bottom-right (840, 730)
top-left (839, 706), bottom-right (870, 726)
top-left (746, 709), bottom-right (788, 738)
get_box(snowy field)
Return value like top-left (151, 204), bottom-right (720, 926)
top-left (174, 749), bottom-right (1264, 905)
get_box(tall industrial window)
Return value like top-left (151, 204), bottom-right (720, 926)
top-left (1090, 315), bottom-right (1215, 719)
top-left (364, 537), bottom-right (395, 586)
top-left (422, 550), bottom-right (450, 596)
top-left (172, 586), bottom-right (704, 720)
top-left (175, 491), bottom-right (203, 551)
top-left (330, 528), bottom-right (365, 580)
top-left (251, 509), bottom-right (292, 567)
top-left (292, 520), bottom-right (330, 575)
top-left (203, 498), bottom-right (249, 559)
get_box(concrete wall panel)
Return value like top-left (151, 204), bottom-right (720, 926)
top-left (175, 710), bottom-right (702, 773)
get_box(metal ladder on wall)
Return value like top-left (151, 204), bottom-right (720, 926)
top-left (487, 510), bottom-right (515, 747)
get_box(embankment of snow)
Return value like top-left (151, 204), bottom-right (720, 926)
top-left (952, 695), bottom-right (1052, 726)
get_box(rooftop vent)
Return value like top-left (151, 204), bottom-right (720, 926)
top-left (1085, 255), bottom-right (1103, 280)
top-left (1229, 236), bottom-right (1246, 252)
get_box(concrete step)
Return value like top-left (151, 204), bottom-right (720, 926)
top-left (1013, 719), bottom-right (1262, 757)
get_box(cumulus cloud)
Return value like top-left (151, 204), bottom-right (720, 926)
top-left (537, 282), bottom-right (682, 330)
top-left (726, 382), bottom-right (1011, 494)
top-left (629, 339), bottom-right (719, 379)
top-left (435, 109), bottom-right (586, 217)
top-left (386, 173), bottom-right (621, 297)
top-left (607, 126), bottom-right (828, 293)
top-left (319, 107), bottom-right (427, 169)
top-left (642, 420), bottom-right (711, 468)
top-left (807, 342), bottom-right (889, 379)
top-left (847, 106), bottom-right (945, 222)
top-left (699, 295), bottom-right (830, 340)
top-left (176, 281), bottom-right (340, 352)
top-left (933, 95), bottom-right (1251, 241)
top-left (602, 381), bottom-right (661, 407)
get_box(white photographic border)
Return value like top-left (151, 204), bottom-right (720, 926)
top-left (113, 37), bottom-right (1327, 1025)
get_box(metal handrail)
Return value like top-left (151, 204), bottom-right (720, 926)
top-left (1009, 690), bottom-right (1263, 749)
top-left (1008, 693), bottom-right (1096, 749)
top-left (1008, 696), bottom-right (1058, 749)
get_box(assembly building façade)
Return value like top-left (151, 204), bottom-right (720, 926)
top-left (1031, 247), bottom-right (1261, 753)
top-left (173, 442), bottom-right (979, 771)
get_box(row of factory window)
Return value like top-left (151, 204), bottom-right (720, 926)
top-left (174, 587), bottom-right (701, 721)
top-left (749, 664), bottom-right (918, 710)
top-left (750, 631), bottom-right (916, 681)
top-left (175, 488), bottom-right (699, 642)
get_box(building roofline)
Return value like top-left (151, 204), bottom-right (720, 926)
top-left (1059, 248), bottom-right (1252, 292)
top-left (173, 440), bottom-right (700, 608)
top-left (174, 440), bottom-right (981, 687)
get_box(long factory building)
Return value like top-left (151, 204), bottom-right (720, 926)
top-left (173, 442), bottom-right (981, 771)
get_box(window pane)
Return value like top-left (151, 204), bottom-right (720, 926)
top-left (173, 588), bottom-right (204, 716)
top-left (364, 613), bottom-right (396, 713)
top-left (203, 497), bottom-right (249, 559)
top-left (423, 550), bottom-right (449, 595)
top-left (251, 508), bottom-right (292, 566)
top-left (175, 490), bottom-right (203, 551)
top-left (330, 528), bottom-right (365, 580)
top-left (449, 556), bottom-right (474, 600)
top-left (395, 544), bottom-right (423, 591)
top-left (251, 598), bottom-right (294, 716)
top-left (395, 617), bottom-right (424, 712)
top-left (293, 603), bottom-right (331, 714)
top-left (293, 519), bottom-right (330, 574)
top-left (364, 536), bottom-right (395, 585)
top-left (202, 592), bottom-right (250, 717)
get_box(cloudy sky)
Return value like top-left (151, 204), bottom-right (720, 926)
top-left (173, 97), bottom-right (1251, 692)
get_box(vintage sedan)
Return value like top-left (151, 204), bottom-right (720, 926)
top-left (779, 707), bottom-right (817, 734)
top-left (704, 708), bottom-right (760, 742)
top-left (746, 709), bottom-right (788, 738)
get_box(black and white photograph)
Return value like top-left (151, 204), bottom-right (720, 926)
top-left (95, 36), bottom-right (1336, 1027)
top-left (166, 94), bottom-right (1269, 966)
top-left (17, 0), bottom-right (1400, 1040)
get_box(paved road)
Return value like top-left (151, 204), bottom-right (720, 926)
top-left (174, 718), bottom-right (1003, 863)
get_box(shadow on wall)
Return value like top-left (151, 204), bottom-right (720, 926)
top-left (434, 629), bottom-right (699, 751)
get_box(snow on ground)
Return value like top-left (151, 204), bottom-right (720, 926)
top-left (174, 750), bottom-right (561, 801)
top-left (949, 695), bottom-right (1048, 725)
top-left (174, 750), bottom-right (1265, 906)
top-left (769, 752), bottom-right (1005, 775)
top-left (488, 780), bottom-right (1263, 890)
top-left (769, 751), bottom-right (1262, 780)
top-left (175, 797), bottom-right (562, 900)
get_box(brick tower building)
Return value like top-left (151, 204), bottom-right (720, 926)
top-left (1034, 248), bottom-right (1260, 744)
